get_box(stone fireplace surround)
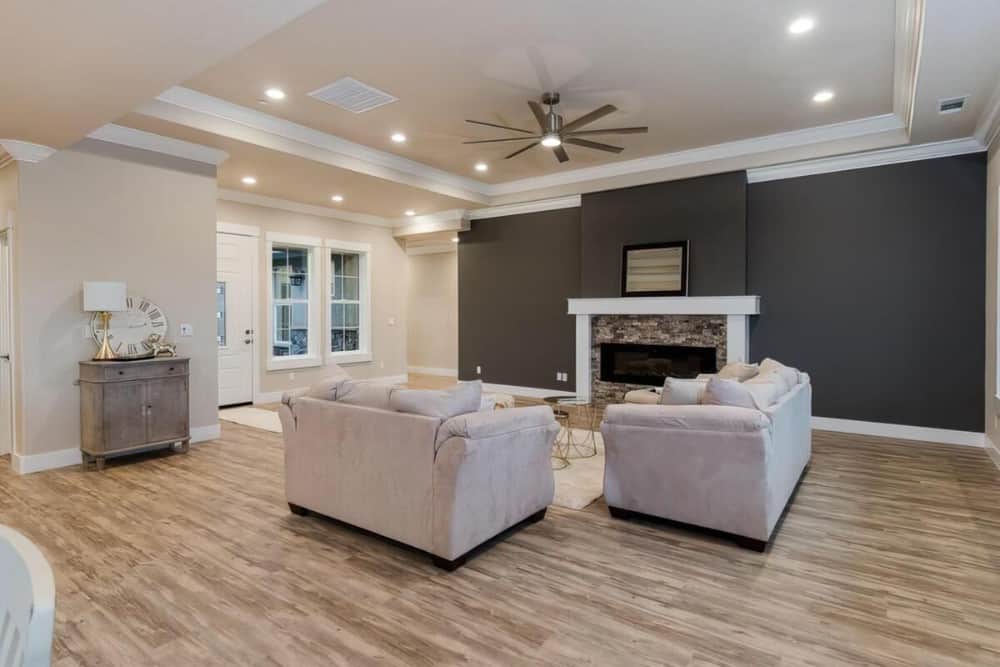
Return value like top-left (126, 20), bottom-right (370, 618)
top-left (567, 296), bottom-right (760, 404)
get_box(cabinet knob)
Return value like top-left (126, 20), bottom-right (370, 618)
top-left (169, 367), bottom-right (175, 371)
top-left (118, 371), bottom-right (124, 375)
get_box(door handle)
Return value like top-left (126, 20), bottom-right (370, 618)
top-left (244, 337), bottom-right (253, 344)
top-left (0, 354), bottom-right (9, 360)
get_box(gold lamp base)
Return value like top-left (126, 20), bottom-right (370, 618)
top-left (93, 311), bottom-right (117, 361)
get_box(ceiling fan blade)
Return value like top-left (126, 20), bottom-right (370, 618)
top-left (553, 145), bottom-right (570, 163)
top-left (564, 137), bottom-right (624, 153)
top-left (505, 142), bottom-right (539, 159)
top-left (465, 119), bottom-right (535, 135)
top-left (463, 136), bottom-right (540, 144)
top-left (561, 104), bottom-right (618, 133)
top-left (528, 100), bottom-right (547, 130)
top-left (566, 126), bottom-right (648, 136)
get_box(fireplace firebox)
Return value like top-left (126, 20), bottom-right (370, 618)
top-left (600, 342), bottom-right (717, 386)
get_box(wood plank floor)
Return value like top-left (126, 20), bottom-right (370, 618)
top-left (2, 424), bottom-right (1000, 665)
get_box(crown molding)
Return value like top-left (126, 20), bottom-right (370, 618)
top-left (975, 78), bottom-right (1000, 149)
top-left (893, 0), bottom-right (926, 134)
top-left (746, 137), bottom-right (985, 183)
top-left (218, 189), bottom-right (395, 228)
top-left (392, 209), bottom-right (470, 237)
top-left (141, 87), bottom-right (489, 204)
top-left (0, 139), bottom-right (56, 163)
top-left (468, 195), bottom-right (581, 220)
top-left (486, 114), bottom-right (904, 196)
top-left (87, 124), bottom-right (229, 165)
top-left (406, 242), bottom-right (457, 256)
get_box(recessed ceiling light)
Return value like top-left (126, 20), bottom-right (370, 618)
top-left (404, 209), bottom-right (416, 216)
top-left (788, 17), bottom-right (815, 34)
top-left (391, 132), bottom-right (407, 143)
top-left (474, 162), bottom-right (488, 172)
top-left (331, 194), bottom-right (344, 202)
top-left (265, 88), bottom-right (286, 101)
top-left (541, 133), bottom-right (562, 148)
top-left (451, 237), bottom-right (459, 243)
top-left (241, 176), bottom-right (257, 185)
top-left (812, 90), bottom-right (835, 103)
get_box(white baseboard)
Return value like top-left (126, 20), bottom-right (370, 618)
top-left (370, 373), bottom-right (408, 384)
top-left (12, 447), bottom-right (82, 475)
top-left (253, 390), bottom-right (285, 405)
top-left (407, 366), bottom-right (457, 377)
top-left (480, 382), bottom-right (575, 399)
top-left (985, 436), bottom-right (1000, 469)
top-left (191, 424), bottom-right (221, 443)
top-left (812, 416), bottom-right (985, 448)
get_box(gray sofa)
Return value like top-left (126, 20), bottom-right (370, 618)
top-left (279, 385), bottom-right (558, 570)
top-left (601, 374), bottom-right (812, 550)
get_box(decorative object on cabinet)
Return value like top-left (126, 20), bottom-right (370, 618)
top-left (144, 333), bottom-right (177, 357)
top-left (82, 281), bottom-right (127, 361)
top-left (89, 295), bottom-right (169, 360)
top-left (79, 357), bottom-right (190, 470)
top-left (621, 241), bottom-right (689, 297)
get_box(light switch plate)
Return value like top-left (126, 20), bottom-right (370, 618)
top-left (179, 323), bottom-right (193, 336)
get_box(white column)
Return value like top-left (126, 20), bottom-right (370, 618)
top-left (726, 315), bottom-right (749, 363)
top-left (575, 314), bottom-right (591, 400)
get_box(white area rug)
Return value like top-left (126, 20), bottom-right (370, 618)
top-left (552, 429), bottom-right (606, 510)
top-left (220, 406), bottom-right (282, 433)
top-left (219, 408), bottom-right (606, 510)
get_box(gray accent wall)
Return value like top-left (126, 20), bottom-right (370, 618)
top-left (748, 154), bottom-right (986, 432)
top-left (580, 171), bottom-right (748, 296)
top-left (458, 207), bottom-right (581, 390)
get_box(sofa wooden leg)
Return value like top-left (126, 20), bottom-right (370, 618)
top-left (432, 554), bottom-right (467, 572)
top-left (608, 506), bottom-right (635, 520)
top-left (288, 503), bottom-right (309, 516)
top-left (734, 535), bottom-right (768, 552)
top-left (526, 508), bottom-right (547, 524)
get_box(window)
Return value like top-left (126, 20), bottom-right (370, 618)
top-left (326, 240), bottom-right (371, 364)
top-left (216, 282), bottom-right (226, 347)
top-left (266, 233), bottom-right (322, 370)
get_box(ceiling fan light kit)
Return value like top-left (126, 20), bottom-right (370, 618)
top-left (464, 91), bottom-right (648, 163)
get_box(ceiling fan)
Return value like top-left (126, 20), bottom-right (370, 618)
top-left (463, 92), bottom-right (648, 163)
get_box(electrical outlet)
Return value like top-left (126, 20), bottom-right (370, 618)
top-left (476, 365), bottom-right (482, 375)
top-left (179, 323), bottom-right (193, 337)
top-left (555, 372), bottom-right (561, 381)
top-left (387, 316), bottom-right (396, 326)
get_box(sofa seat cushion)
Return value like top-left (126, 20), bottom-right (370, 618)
top-left (602, 403), bottom-right (770, 433)
top-left (391, 380), bottom-right (482, 420)
top-left (660, 378), bottom-right (708, 405)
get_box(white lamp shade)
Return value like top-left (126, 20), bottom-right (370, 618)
top-left (83, 282), bottom-right (127, 312)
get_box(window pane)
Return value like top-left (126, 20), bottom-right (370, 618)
top-left (216, 282), bottom-right (226, 346)
top-left (343, 253), bottom-right (359, 277)
top-left (331, 303), bottom-right (345, 327)
top-left (333, 276), bottom-right (343, 300)
top-left (342, 276), bottom-right (358, 300)
top-left (331, 329), bottom-right (344, 352)
top-left (345, 303), bottom-right (359, 328)
top-left (344, 328), bottom-right (359, 351)
top-left (272, 247), bottom-right (289, 299)
top-left (332, 253), bottom-right (342, 277)
top-left (288, 247), bottom-right (308, 300)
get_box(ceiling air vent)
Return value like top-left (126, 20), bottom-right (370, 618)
top-left (308, 77), bottom-right (398, 113)
top-left (938, 96), bottom-right (968, 114)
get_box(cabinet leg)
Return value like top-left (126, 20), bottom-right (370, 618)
top-left (172, 440), bottom-right (190, 454)
top-left (81, 451), bottom-right (92, 470)
top-left (181, 439), bottom-right (190, 453)
top-left (95, 456), bottom-right (106, 472)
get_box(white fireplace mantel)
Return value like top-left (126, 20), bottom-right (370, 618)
top-left (568, 296), bottom-right (761, 401)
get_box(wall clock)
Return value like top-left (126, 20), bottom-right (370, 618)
top-left (90, 295), bottom-right (169, 359)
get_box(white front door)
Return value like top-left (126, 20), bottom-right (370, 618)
top-left (217, 232), bottom-right (256, 406)
top-left (0, 230), bottom-right (13, 456)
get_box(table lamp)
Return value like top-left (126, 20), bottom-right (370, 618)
top-left (83, 282), bottom-right (126, 361)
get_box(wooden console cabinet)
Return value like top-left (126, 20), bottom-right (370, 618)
top-left (79, 358), bottom-right (190, 470)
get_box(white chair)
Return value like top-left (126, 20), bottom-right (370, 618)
top-left (0, 526), bottom-right (55, 667)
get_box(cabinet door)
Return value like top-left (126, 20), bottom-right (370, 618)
top-left (103, 380), bottom-right (148, 451)
top-left (146, 376), bottom-right (189, 443)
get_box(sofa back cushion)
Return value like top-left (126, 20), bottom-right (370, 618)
top-left (759, 358), bottom-right (800, 389)
top-left (716, 362), bottom-right (759, 381)
top-left (390, 380), bottom-right (482, 420)
top-left (303, 365), bottom-right (352, 401)
top-left (702, 376), bottom-right (780, 410)
top-left (335, 380), bottom-right (394, 411)
top-left (660, 378), bottom-right (708, 405)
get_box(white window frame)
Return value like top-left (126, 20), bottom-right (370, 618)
top-left (325, 239), bottom-right (372, 365)
top-left (265, 232), bottom-right (322, 371)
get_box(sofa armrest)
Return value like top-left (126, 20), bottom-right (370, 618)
top-left (602, 403), bottom-right (770, 434)
top-left (436, 405), bottom-right (556, 449)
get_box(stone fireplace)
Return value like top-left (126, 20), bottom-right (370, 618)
top-left (568, 296), bottom-right (760, 405)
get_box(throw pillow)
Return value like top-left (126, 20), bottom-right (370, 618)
top-left (335, 380), bottom-right (394, 411)
top-left (759, 358), bottom-right (800, 389)
top-left (390, 380), bottom-right (483, 419)
top-left (660, 378), bottom-right (708, 405)
top-left (716, 362), bottom-right (760, 382)
top-left (701, 377), bottom-right (758, 409)
top-left (745, 370), bottom-right (789, 396)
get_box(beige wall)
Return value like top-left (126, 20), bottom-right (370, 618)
top-left (216, 200), bottom-right (409, 395)
top-left (987, 143), bottom-right (999, 452)
top-left (14, 140), bottom-right (218, 457)
top-left (406, 251), bottom-right (457, 373)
